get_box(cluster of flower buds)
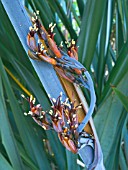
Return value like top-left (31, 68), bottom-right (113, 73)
top-left (27, 11), bottom-right (79, 65)
top-left (27, 11), bottom-right (91, 90)
top-left (21, 93), bottom-right (83, 153)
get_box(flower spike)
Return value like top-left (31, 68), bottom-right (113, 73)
top-left (26, 10), bottom-right (96, 152)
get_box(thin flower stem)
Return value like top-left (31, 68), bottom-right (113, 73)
top-left (77, 71), bottom-right (96, 133)
top-left (4, 66), bottom-right (32, 97)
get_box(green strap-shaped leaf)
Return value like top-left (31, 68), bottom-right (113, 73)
top-left (0, 154), bottom-right (13, 170)
top-left (113, 87), bottom-right (128, 112)
top-left (78, 0), bottom-right (107, 69)
top-left (0, 64), bottom-right (24, 170)
top-left (0, 56), bottom-right (51, 170)
top-left (94, 72), bottom-right (128, 169)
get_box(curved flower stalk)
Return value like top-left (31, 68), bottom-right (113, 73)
top-left (27, 11), bottom-right (96, 133)
top-left (22, 93), bottom-right (94, 154)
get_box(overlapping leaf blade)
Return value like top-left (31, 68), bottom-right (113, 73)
top-left (78, 0), bottom-right (107, 69)
top-left (0, 154), bottom-right (13, 170)
top-left (0, 58), bottom-right (52, 170)
top-left (113, 87), bottom-right (128, 112)
top-left (0, 71), bottom-right (24, 170)
top-left (94, 72), bottom-right (128, 170)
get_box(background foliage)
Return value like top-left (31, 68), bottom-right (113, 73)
top-left (0, 0), bottom-right (128, 170)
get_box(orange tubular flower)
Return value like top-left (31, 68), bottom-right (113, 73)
top-left (67, 39), bottom-right (78, 61)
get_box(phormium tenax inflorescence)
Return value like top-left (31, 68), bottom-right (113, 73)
top-left (21, 93), bottom-right (85, 153)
